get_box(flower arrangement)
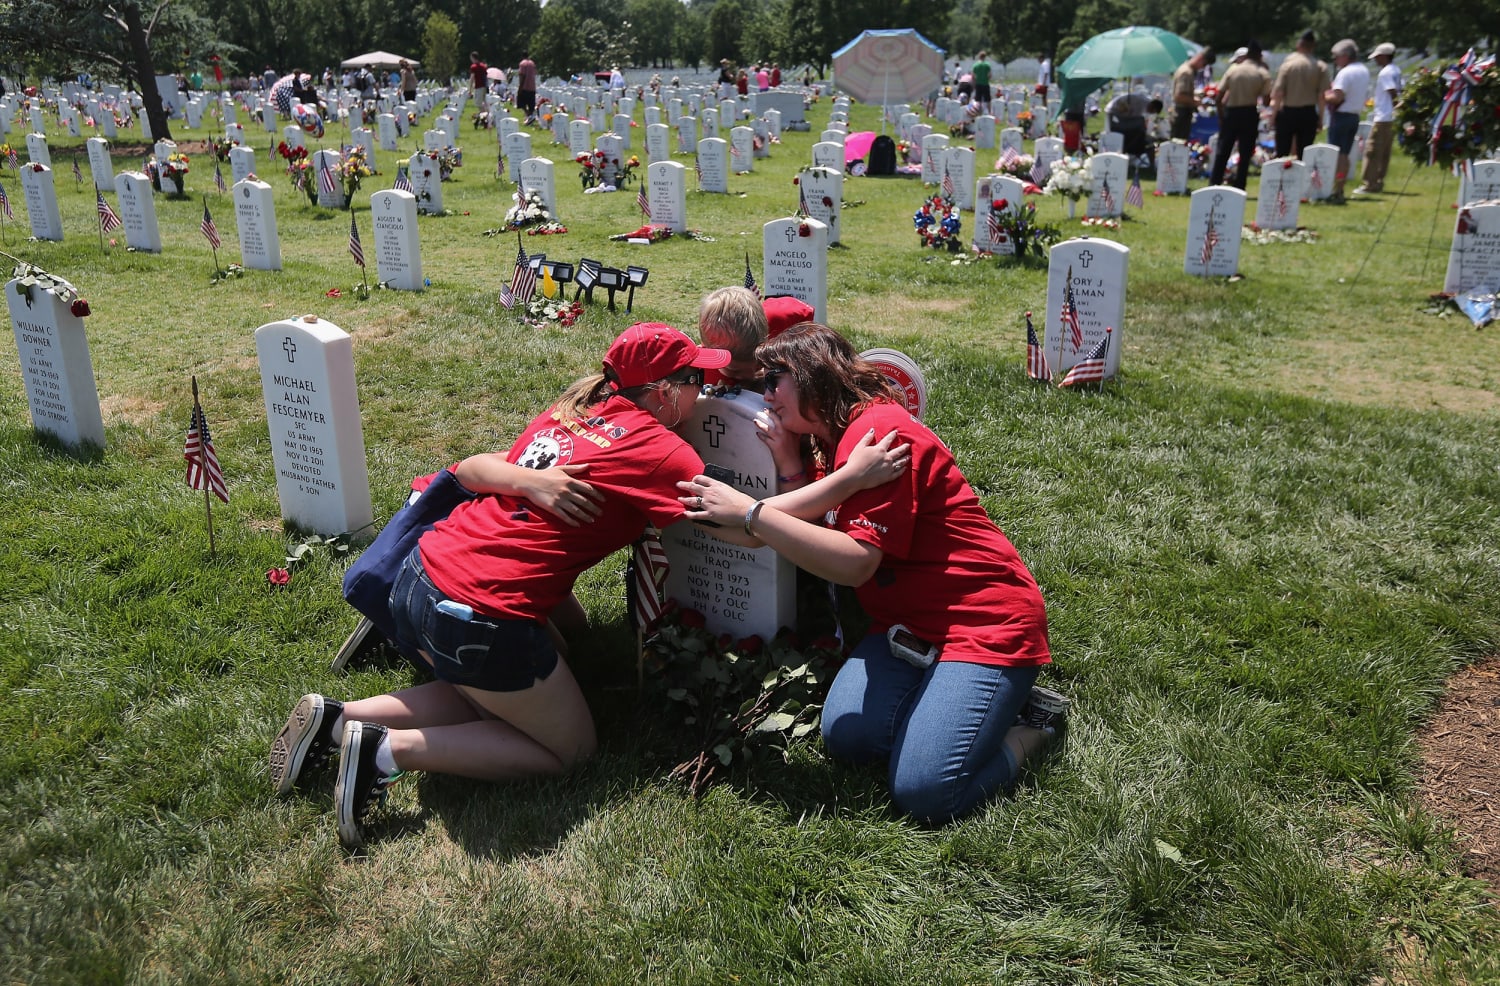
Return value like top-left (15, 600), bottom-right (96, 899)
top-left (996, 152), bottom-right (1036, 179)
top-left (986, 198), bottom-right (1062, 260)
top-left (337, 146), bottom-right (373, 205)
top-left (1396, 58), bottom-right (1500, 170)
top-left (210, 136), bottom-right (239, 161)
top-left (411, 152), bottom-right (439, 203)
top-left (503, 188), bottom-right (567, 234)
top-left (1043, 155), bottom-right (1092, 202)
top-left (896, 139), bottom-right (912, 164)
top-left (0, 144), bottom-right (13, 168)
top-left (1241, 224), bottom-right (1320, 245)
top-left (914, 191), bottom-right (963, 251)
top-left (523, 296), bottom-right (584, 327)
top-left (1080, 216), bottom-right (1120, 229)
top-left (435, 146), bottom-right (462, 181)
top-left (576, 149), bottom-right (640, 191)
top-left (609, 224), bottom-right (673, 243)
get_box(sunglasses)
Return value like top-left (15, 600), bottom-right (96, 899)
top-left (673, 369), bottom-right (704, 387)
top-left (761, 369), bottom-right (790, 394)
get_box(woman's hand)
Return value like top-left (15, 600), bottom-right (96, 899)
top-left (678, 475), bottom-right (755, 528)
top-left (753, 409), bottom-right (803, 479)
top-left (517, 463), bottom-right (604, 527)
top-left (842, 428), bottom-right (911, 491)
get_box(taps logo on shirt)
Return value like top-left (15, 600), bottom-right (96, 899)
top-left (517, 427), bottom-right (575, 470)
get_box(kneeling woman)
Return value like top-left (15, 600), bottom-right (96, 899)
top-left (682, 323), bottom-right (1064, 824)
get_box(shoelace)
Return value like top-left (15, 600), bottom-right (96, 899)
top-left (363, 770), bottom-right (407, 815)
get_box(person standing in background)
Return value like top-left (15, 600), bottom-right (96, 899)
top-left (469, 52), bottom-right (487, 95)
top-left (1036, 54), bottom-right (1051, 95)
top-left (1356, 43), bottom-right (1401, 195)
top-left (1210, 43), bottom-right (1271, 189)
top-left (1271, 31), bottom-right (1326, 158)
top-left (399, 59), bottom-right (418, 103)
top-left (972, 52), bottom-right (993, 112)
top-left (1323, 39), bottom-right (1369, 204)
top-left (516, 53), bottom-right (538, 122)
top-left (1170, 48), bottom-right (1215, 140)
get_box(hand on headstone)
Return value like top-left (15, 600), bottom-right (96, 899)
top-left (678, 476), bottom-right (753, 527)
top-left (752, 407), bottom-right (802, 473)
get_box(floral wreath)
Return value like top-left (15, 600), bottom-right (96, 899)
top-left (1395, 54), bottom-right (1500, 170)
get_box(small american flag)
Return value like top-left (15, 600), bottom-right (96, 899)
top-left (1059, 327), bottom-right (1111, 387)
top-left (941, 168), bottom-right (954, 200)
top-left (678, 129), bottom-right (689, 153)
top-left (293, 169), bottom-right (306, 193)
top-left (1309, 163), bottom-right (1322, 193)
top-left (200, 202), bottom-right (221, 249)
top-left (798, 181), bottom-right (809, 216)
top-left (637, 184), bottom-right (650, 219)
top-left (1099, 175), bottom-right (1116, 213)
top-left (1200, 215), bottom-right (1219, 268)
top-left (0, 182), bottom-right (14, 220)
top-left (987, 206), bottom-right (1003, 248)
top-left (348, 210), bottom-right (365, 268)
top-left (1125, 174), bottom-right (1144, 208)
top-left (1276, 183), bottom-right (1288, 219)
top-left (510, 240), bottom-right (537, 304)
top-left (393, 166), bottom-right (413, 194)
top-left (1001, 145), bottom-right (1020, 167)
top-left (1025, 311), bottom-right (1051, 382)
top-left (319, 158), bottom-right (337, 197)
top-left (72, 158), bottom-right (83, 184)
top-left (1030, 156), bottom-right (1050, 186)
top-left (96, 190), bottom-right (121, 232)
top-left (694, 155), bottom-right (702, 185)
top-left (7, 146), bottom-right (19, 169)
top-left (630, 528), bottom-right (671, 630)
top-left (1060, 266), bottom-right (1083, 354)
top-left (743, 251), bottom-right (759, 296)
top-left (214, 159), bottom-right (226, 193)
top-left (184, 402), bottom-right (229, 503)
top-left (500, 281), bottom-right (515, 309)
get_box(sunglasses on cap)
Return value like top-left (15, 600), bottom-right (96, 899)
top-left (672, 369), bottom-right (704, 387)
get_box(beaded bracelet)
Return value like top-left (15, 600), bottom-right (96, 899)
top-left (777, 470), bottom-right (806, 483)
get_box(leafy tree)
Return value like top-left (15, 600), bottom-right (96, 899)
top-left (945, 0), bottom-right (989, 60)
top-left (628, 0), bottom-right (683, 67)
top-left (531, 2), bottom-right (583, 77)
top-left (708, 0), bottom-right (747, 65)
top-left (423, 11), bottom-right (461, 82)
top-left (673, 6), bottom-right (709, 68)
top-left (459, 0), bottom-right (544, 71)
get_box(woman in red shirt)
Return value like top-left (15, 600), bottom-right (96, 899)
top-left (681, 324), bottom-right (1066, 823)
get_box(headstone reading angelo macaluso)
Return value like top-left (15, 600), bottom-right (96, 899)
top-left (762, 215), bottom-right (829, 323)
top-left (254, 315), bottom-right (374, 539)
top-left (661, 390), bottom-right (795, 642)
top-left (6, 274), bottom-right (106, 449)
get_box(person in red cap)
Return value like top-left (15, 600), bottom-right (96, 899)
top-left (270, 322), bottom-right (731, 849)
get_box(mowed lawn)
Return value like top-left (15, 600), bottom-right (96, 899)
top-left (1, 91), bottom-right (1497, 984)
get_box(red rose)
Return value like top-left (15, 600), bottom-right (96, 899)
top-left (821, 196), bottom-right (832, 207)
top-left (735, 634), bottom-right (764, 655)
top-left (716, 632), bottom-right (734, 650)
top-left (679, 608), bottom-right (707, 629)
top-left (266, 567), bottom-right (291, 588)
top-left (70, 298), bottom-right (91, 317)
top-left (798, 222), bottom-right (810, 236)
top-left (792, 176), bottom-right (800, 185)
top-left (996, 198), bottom-right (1009, 210)
top-left (32, 163), bottom-right (43, 172)
top-left (325, 288), bottom-right (342, 297)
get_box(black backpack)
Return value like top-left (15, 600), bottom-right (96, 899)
top-left (867, 135), bottom-right (897, 175)
top-left (355, 71), bottom-right (370, 92)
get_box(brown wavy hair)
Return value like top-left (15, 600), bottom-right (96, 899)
top-left (755, 323), bottom-right (902, 446)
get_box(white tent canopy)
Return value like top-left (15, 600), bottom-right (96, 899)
top-left (340, 51), bottom-right (419, 71)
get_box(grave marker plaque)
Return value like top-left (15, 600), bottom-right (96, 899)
top-left (1156, 141), bottom-right (1190, 195)
top-left (1458, 160), bottom-right (1500, 207)
top-left (6, 276), bottom-right (106, 449)
top-left (974, 115), bottom-right (997, 149)
top-left (1086, 152), bottom-right (1130, 218)
top-left (920, 133), bottom-right (949, 185)
top-left (311, 149), bottom-right (343, 208)
top-left (1300, 143), bottom-right (1338, 201)
top-left (1184, 186), bottom-right (1246, 277)
top-left (730, 126), bottom-right (754, 173)
top-left (1045, 238), bottom-right (1128, 379)
top-left (945, 146), bottom-right (976, 211)
top-left (370, 189), bottom-right (423, 289)
top-left (407, 151), bottom-right (442, 214)
top-left (646, 160), bottom-right (687, 233)
top-left (974, 175), bottom-right (1024, 255)
top-left (1254, 159), bottom-right (1306, 230)
top-left (86, 137), bottom-right (113, 192)
top-left (229, 145), bottom-right (256, 186)
top-left (19, 163), bottom-right (63, 241)
top-left (697, 137), bottom-right (728, 193)
top-left (233, 178), bottom-right (282, 271)
top-left (701, 107), bottom-right (719, 141)
top-left (254, 315), bottom-right (373, 538)
top-left (25, 132), bottom-right (50, 167)
top-left (1444, 202), bottom-right (1500, 296)
top-left (568, 118), bottom-right (592, 158)
top-left (811, 141), bottom-right (843, 172)
top-left (114, 171), bottom-right (161, 252)
top-left (762, 215), bottom-right (828, 322)
top-left (503, 131), bottom-right (532, 182)
top-left (646, 123), bottom-right (671, 164)
top-left (801, 166), bottom-right (843, 244)
top-left (518, 157), bottom-right (558, 219)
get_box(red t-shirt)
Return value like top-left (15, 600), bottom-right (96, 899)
top-left (470, 61), bottom-right (487, 89)
top-left (517, 59), bottom-right (537, 92)
top-left (829, 402), bottom-right (1050, 667)
top-left (419, 396), bottom-right (703, 621)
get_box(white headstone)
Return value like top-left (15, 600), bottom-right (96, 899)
top-left (589, 106), bottom-right (606, 132)
top-left (668, 98), bottom-right (683, 125)
top-left (729, 126), bottom-right (754, 174)
top-left (1045, 239), bottom-right (1128, 380)
top-left (138, 110), bottom-right (154, 140)
top-left (6, 276), bottom-right (105, 449)
top-left (646, 160), bottom-right (687, 233)
top-left (945, 146), bottom-right (976, 211)
top-left (974, 115), bottom-right (997, 149)
top-left (612, 114), bottom-right (631, 148)
top-left (503, 131), bottom-right (532, 182)
top-left (1300, 143), bottom-right (1338, 201)
top-left (262, 103), bottom-right (276, 133)
top-left (113, 172), bottom-right (161, 252)
top-left (800, 166), bottom-right (843, 244)
top-left (645, 105), bottom-right (662, 127)
top-left (498, 116), bottom-right (519, 146)
top-left (370, 188), bottom-right (423, 289)
top-left (228, 145), bottom-right (256, 186)
top-left (662, 392), bottom-right (795, 641)
top-left (281, 126), bottom-right (304, 153)
top-left (1034, 136), bottom-right (1065, 175)
top-left (811, 140), bottom-right (843, 172)
top-left (899, 112), bottom-right (919, 141)
top-left (757, 90), bottom-right (806, 129)
top-left (701, 106), bottom-right (720, 141)
top-left (25, 132), bottom-right (50, 167)
top-left (407, 151), bottom-right (443, 214)
top-left (422, 128), bottom-right (445, 153)
top-left (676, 115), bottom-right (697, 154)
top-left (254, 315), bottom-right (374, 538)
top-left (85, 137), bottom-right (113, 192)
top-left (1086, 152), bottom-right (1130, 217)
top-left (762, 215), bottom-right (828, 323)
top-left (697, 137), bottom-right (728, 193)
top-left (820, 129), bottom-right (845, 145)
top-left (645, 123), bottom-right (671, 165)
top-left (376, 113), bottom-right (397, 151)
top-left (1458, 160), bottom-right (1500, 207)
top-left (233, 178), bottom-right (282, 271)
top-left (518, 157), bottom-right (558, 219)
top-left (1444, 202), bottom-right (1500, 296)
top-left (1156, 140), bottom-right (1190, 195)
top-left (1255, 159), bottom-right (1306, 230)
top-left (568, 118), bottom-right (592, 158)
top-left (19, 162), bottom-right (62, 241)
top-left (920, 133), bottom-right (949, 185)
top-left (1184, 186), bottom-right (1246, 277)
top-left (974, 175), bottom-right (1025, 255)
top-left (999, 128), bottom-right (1025, 160)
top-left (311, 148), bottom-right (343, 207)
top-left (28, 106), bottom-right (45, 134)
top-left (1100, 131), bottom-right (1124, 153)
top-left (764, 108), bottom-right (782, 139)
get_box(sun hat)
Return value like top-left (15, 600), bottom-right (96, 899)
top-left (1372, 42), bottom-right (1396, 58)
top-left (603, 323), bottom-right (732, 389)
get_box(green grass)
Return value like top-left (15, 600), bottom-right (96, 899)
top-left (1, 96), bottom-right (1498, 984)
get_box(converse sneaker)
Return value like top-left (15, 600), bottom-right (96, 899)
top-left (334, 721), bottom-right (403, 850)
top-left (269, 693), bottom-right (344, 796)
top-left (1018, 686), bottom-right (1071, 734)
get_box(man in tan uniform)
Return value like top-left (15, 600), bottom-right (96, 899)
top-left (1171, 48), bottom-right (1216, 140)
top-left (1211, 44), bottom-right (1272, 188)
top-left (1271, 31), bottom-right (1327, 157)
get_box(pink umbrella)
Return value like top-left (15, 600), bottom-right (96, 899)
top-left (844, 131), bottom-right (877, 168)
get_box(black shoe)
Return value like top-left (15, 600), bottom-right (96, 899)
top-left (335, 721), bottom-right (402, 850)
top-left (1017, 686), bottom-right (1071, 734)
top-left (270, 694), bottom-right (344, 796)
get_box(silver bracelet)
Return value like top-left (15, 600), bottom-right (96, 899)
top-left (743, 500), bottom-right (764, 536)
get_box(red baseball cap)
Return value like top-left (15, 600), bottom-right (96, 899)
top-left (762, 295), bottom-right (816, 339)
top-left (603, 322), bottom-right (732, 389)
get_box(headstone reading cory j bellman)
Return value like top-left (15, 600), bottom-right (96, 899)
top-left (254, 315), bottom-right (373, 538)
top-left (6, 275), bottom-right (106, 449)
top-left (1046, 238), bottom-right (1129, 380)
top-left (661, 390), bottom-right (794, 642)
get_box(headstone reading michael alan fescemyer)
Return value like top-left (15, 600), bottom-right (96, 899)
top-left (1184, 187), bottom-right (1246, 278)
top-left (762, 215), bottom-right (828, 323)
top-left (255, 315), bottom-right (373, 538)
top-left (1444, 201), bottom-right (1500, 297)
top-left (6, 273), bottom-right (106, 449)
top-left (661, 390), bottom-right (795, 641)
top-left (1046, 238), bottom-right (1128, 381)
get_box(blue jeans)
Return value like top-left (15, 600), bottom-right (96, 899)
top-left (821, 633), bottom-right (1040, 824)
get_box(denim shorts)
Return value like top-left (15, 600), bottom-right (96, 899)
top-left (388, 547), bottom-right (558, 692)
top-left (1328, 112), bottom-right (1360, 154)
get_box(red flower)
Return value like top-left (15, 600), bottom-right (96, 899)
top-left (325, 288), bottom-right (342, 297)
top-left (735, 634), bottom-right (764, 655)
top-left (70, 298), bottom-right (91, 317)
top-left (792, 176), bottom-right (800, 185)
top-left (996, 198), bottom-right (1009, 210)
top-left (31, 163), bottom-right (43, 172)
top-left (716, 632), bottom-right (734, 650)
top-left (821, 196), bottom-right (832, 207)
top-left (266, 567), bottom-right (291, 588)
top-left (679, 608), bottom-right (707, 629)
top-left (798, 222), bottom-right (810, 236)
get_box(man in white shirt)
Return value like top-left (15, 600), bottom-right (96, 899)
top-left (1356, 43), bottom-right (1401, 194)
top-left (1324, 38), bottom-right (1370, 203)
top-left (1036, 55), bottom-right (1051, 94)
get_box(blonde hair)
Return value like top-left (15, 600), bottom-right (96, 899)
top-left (698, 286), bottom-right (767, 362)
top-left (551, 371), bottom-right (688, 423)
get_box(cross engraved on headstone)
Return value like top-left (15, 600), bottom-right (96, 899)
top-left (1212, 193), bottom-right (1222, 208)
top-left (703, 414), bottom-right (727, 448)
top-left (283, 337), bottom-right (297, 362)
top-left (1079, 250), bottom-right (1093, 268)
top-left (783, 225), bottom-right (796, 243)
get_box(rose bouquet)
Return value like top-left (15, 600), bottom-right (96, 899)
top-left (1043, 156), bottom-right (1092, 202)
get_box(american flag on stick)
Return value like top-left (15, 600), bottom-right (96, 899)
top-left (72, 158), bottom-right (83, 185)
top-left (743, 251), bottom-right (759, 297)
top-left (6, 146), bottom-right (19, 169)
top-left (1030, 155), bottom-right (1050, 186)
top-left (185, 384), bottom-right (229, 503)
top-left (393, 165), bottom-right (413, 194)
top-left (214, 159), bottom-right (226, 193)
top-left (1060, 265), bottom-right (1083, 354)
top-left (1001, 144), bottom-right (1020, 167)
top-left (0, 181), bottom-right (12, 220)
top-left (319, 156), bottom-right (338, 197)
top-left (631, 528), bottom-right (670, 630)
top-left (1059, 327), bottom-right (1111, 387)
top-left (509, 236), bottom-right (537, 305)
top-left (1099, 175), bottom-right (1116, 213)
top-left (1276, 182), bottom-right (1288, 219)
top-left (348, 210), bottom-right (366, 268)
top-left (96, 190), bottom-right (121, 232)
top-left (637, 183), bottom-right (651, 219)
top-left (200, 201), bottom-right (221, 249)
top-left (1309, 163), bottom-right (1322, 194)
top-left (1199, 214), bottom-right (1219, 269)
top-left (1125, 173), bottom-right (1144, 209)
top-left (941, 167), bottom-right (954, 200)
top-left (986, 203), bottom-right (1003, 249)
top-left (1025, 311), bottom-right (1051, 382)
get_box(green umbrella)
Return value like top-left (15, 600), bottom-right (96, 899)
top-left (1057, 26), bottom-right (1199, 109)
